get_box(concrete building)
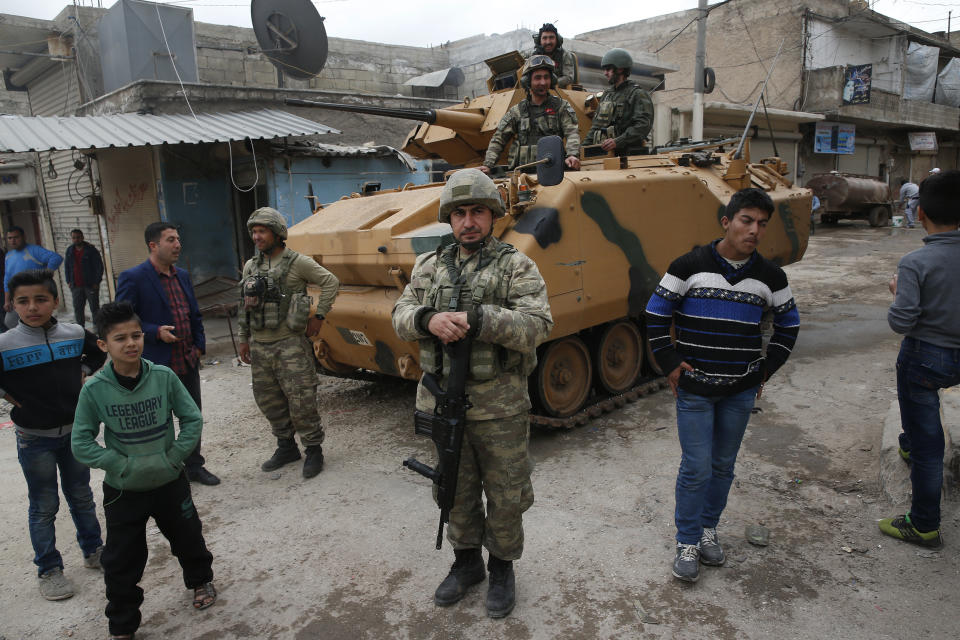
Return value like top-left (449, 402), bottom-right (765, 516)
top-left (579, 0), bottom-right (960, 186)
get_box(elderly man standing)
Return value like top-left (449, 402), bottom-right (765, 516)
top-left (116, 222), bottom-right (220, 486)
top-left (237, 208), bottom-right (339, 480)
top-left (4, 226), bottom-right (63, 330)
top-left (63, 229), bottom-right (104, 327)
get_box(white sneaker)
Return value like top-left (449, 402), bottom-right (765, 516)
top-left (38, 568), bottom-right (75, 601)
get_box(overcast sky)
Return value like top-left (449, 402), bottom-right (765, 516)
top-left (1, 0), bottom-right (957, 48)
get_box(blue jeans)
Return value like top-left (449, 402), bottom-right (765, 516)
top-left (896, 337), bottom-right (960, 532)
top-left (16, 431), bottom-right (103, 575)
top-left (674, 387), bottom-right (758, 545)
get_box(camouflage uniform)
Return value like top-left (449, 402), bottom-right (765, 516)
top-left (529, 47), bottom-right (578, 88)
top-left (583, 81), bottom-right (654, 155)
top-left (238, 247), bottom-right (339, 447)
top-left (392, 236), bottom-right (553, 559)
top-left (483, 97), bottom-right (580, 170)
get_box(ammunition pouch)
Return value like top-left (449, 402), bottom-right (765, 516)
top-left (240, 274), bottom-right (284, 330)
top-left (286, 292), bottom-right (313, 333)
top-left (240, 249), bottom-right (303, 332)
top-left (418, 242), bottom-right (529, 381)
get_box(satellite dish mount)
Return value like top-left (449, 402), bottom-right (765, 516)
top-left (251, 0), bottom-right (328, 85)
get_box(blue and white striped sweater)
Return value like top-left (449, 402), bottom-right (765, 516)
top-left (645, 242), bottom-right (799, 397)
top-left (0, 318), bottom-right (105, 430)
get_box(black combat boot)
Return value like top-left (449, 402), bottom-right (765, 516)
top-left (434, 548), bottom-right (486, 607)
top-left (302, 445), bottom-right (324, 479)
top-left (260, 438), bottom-right (301, 472)
top-left (486, 555), bottom-right (516, 618)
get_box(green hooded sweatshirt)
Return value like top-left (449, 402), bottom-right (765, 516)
top-left (72, 359), bottom-right (202, 492)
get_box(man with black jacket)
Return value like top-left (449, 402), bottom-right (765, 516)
top-left (64, 229), bottom-right (104, 327)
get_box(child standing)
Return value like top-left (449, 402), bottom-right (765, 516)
top-left (0, 269), bottom-right (105, 600)
top-left (883, 169), bottom-right (960, 548)
top-left (72, 301), bottom-right (215, 640)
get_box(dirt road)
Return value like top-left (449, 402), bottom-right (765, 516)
top-left (1, 223), bottom-right (956, 639)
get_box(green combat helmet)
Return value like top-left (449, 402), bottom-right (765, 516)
top-left (246, 206), bottom-right (288, 241)
top-left (601, 48), bottom-right (633, 71)
top-left (521, 54), bottom-right (559, 90)
top-left (438, 169), bottom-right (505, 223)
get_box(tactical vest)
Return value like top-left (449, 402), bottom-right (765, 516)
top-left (511, 96), bottom-right (564, 168)
top-left (419, 241), bottom-right (535, 381)
top-left (587, 82), bottom-right (645, 150)
top-left (240, 249), bottom-right (313, 333)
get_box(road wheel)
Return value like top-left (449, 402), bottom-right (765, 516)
top-left (594, 320), bottom-right (643, 394)
top-left (868, 205), bottom-right (890, 227)
top-left (534, 336), bottom-right (592, 417)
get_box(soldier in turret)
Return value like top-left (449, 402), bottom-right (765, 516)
top-left (481, 56), bottom-right (581, 173)
top-left (392, 169), bottom-right (553, 618)
top-left (529, 23), bottom-right (578, 88)
top-left (583, 48), bottom-right (654, 156)
top-left (237, 208), bottom-right (339, 480)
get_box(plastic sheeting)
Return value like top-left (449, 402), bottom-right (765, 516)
top-left (935, 57), bottom-right (960, 107)
top-left (903, 42), bottom-right (939, 102)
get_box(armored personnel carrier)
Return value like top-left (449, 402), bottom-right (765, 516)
top-left (284, 52), bottom-right (812, 427)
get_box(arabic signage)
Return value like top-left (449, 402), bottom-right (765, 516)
top-left (843, 64), bottom-right (872, 105)
top-left (814, 122), bottom-right (856, 155)
top-left (908, 132), bottom-right (938, 151)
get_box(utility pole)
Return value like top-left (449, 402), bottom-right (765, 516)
top-left (692, 0), bottom-right (708, 141)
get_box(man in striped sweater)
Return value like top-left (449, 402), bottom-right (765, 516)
top-left (645, 188), bottom-right (800, 583)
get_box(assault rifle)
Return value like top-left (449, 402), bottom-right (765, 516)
top-left (402, 334), bottom-right (473, 550)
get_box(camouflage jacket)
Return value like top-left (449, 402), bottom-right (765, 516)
top-left (483, 96), bottom-right (580, 169)
top-left (392, 237), bottom-right (553, 420)
top-left (237, 247), bottom-right (339, 344)
top-left (584, 81), bottom-right (654, 153)
top-left (530, 47), bottom-right (579, 88)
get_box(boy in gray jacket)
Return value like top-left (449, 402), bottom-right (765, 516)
top-left (881, 169), bottom-right (960, 549)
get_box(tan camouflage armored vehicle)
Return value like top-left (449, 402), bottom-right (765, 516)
top-left (285, 53), bottom-right (812, 427)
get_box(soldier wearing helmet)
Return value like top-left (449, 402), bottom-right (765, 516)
top-left (236, 207), bottom-right (339, 480)
top-left (583, 47), bottom-right (655, 156)
top-left (392, 169), bottom-right (553, 618)
top-left (481, 55), bottom-right (581, 173)
top-left (529, 22), bottom-right (578, 88)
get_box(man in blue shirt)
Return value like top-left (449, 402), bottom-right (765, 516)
top-left (4, 227), bottom-right (63, 330)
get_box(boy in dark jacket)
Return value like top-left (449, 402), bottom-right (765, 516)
top-left (72, 301), bottom-right (215, 640)
top-left (881, 169), bottom-right (960, 549)
top-left (0, 269), bottom-right (105, 600)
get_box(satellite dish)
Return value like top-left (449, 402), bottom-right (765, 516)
top-left (251, 0), bottom-right (328, 79)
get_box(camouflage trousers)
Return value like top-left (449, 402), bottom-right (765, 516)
top-left (442, 413), bottom-right (534, 561)
top-left (249, 335), bottom-right (324, 447)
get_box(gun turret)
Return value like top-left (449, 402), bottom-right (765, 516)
top-left (285, 97), bottom-right (491, 166)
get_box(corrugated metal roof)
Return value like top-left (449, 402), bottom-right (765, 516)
top-left (281, 142), bottom-right (403, 158)
top-left (0, 109), bottom-right (340, 153)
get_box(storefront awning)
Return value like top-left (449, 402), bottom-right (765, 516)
top-left (0, 109), bottom-right (340, 153)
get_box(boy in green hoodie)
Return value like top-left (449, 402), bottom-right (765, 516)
top-left (72, 301), bottom-right (215, 640)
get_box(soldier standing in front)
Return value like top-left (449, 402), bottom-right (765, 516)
top-left (481, 56), bottom-right (580, 173)
top-left (583, 48), bottom-right (654, 156)
top-left (393, 169), bottom-right (553, 618)
top-left (237, 208), bottom-right (339, 480)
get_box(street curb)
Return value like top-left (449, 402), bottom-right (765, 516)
top-left (879, 389), bottom-right (959, 505)
top-left (943, 387), bottom-right (959, 496)
top-left (879, 398), bottom-right (910, 504)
